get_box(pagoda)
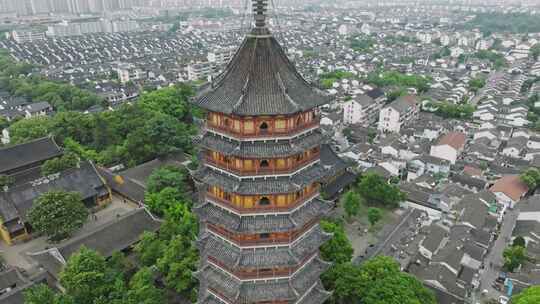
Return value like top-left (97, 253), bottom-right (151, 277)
top-left (192, 1), bottom-right (333, 303)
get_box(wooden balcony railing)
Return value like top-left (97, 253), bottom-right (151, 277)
top-left (208, 252), bottom-right (317, 280)
top-left (206, 119), bottom-right (320, 139)
top-left (205, 188), bottom-right (319, 214)
top-left (207, 218), bottom-right (320, 247)
top-left (204, 153), bottom-right (320, 177)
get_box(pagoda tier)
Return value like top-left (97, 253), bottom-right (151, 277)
top-left (195, 256), bottom-right (331, 304)
top-left (197, 131), bottom-right (323, 159)
top-left (197, 226), bottom-right (331, 278)
top-left (192, 165), bottom-right (330, 195)
top-left (194, 197), bottom-right (331, 235)
top-left (194, 38), bottom-right (331, 117)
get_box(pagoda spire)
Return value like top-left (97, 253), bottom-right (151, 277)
top-left (252, 0), bottom-right (269, 34)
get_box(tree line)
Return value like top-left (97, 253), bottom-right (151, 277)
top-left (7, 84), bottom-right (199, 168)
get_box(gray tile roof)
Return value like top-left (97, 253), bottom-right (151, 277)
top-left (198, 131), bottom-right (323, 158)
top-left (28, 208), bottom-right (160, 278)
top-left (0, 137), bottom-right (62, 175)
top-left (194, 36), bottom-right (331, 116)
top-left (195, 198), bottom-right (331, 234)
top-left (0, 161), bottom-right (107, 222)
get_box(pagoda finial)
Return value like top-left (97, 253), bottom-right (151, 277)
top-left (252, 0), bottom-right (268, 30)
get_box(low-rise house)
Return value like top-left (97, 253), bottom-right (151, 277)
top-left (0, 137), bottom-right (63, 179)
top-left (28, 208), bottom-right (161, 280)
top-left (430, 132), bottom-right (467, 164)
top-left (0, 161), bottom-right (111, 245)
top-left (489, 175), bottom-right (528, 209)
top-left (501, 136), bottom-right (528, 158)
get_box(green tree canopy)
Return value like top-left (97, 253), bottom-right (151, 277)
top-left (59, 246), bottom-right (119, 304)
top-left (147, 165), bottom-right (188, 194)
top-left (520, 168), bottom-right (540, 190)
top-left (41, 152), bottom-right (79, 176)
top-left (7, 117), bottom-right (53, 144)
top-left (24, 284), bottom-right (74, 304)
top-left (357, 173), bottom-right (406, 208)
top-left (343, 190), bottom-right (362, 219)
top-left (359, 256), bottom-right (436, 304)
top-left (28, 191), bottom-right (88, 241)
top-left (503, 245), bottom-right (528, 272)
top-left (320, 219), bottom-right (353, 264)
top-left (138, 84), bottom-right (194, 121)
top-left (368, 207), bottom-right (383, 226)
top-left (125, 267), bottom-right (165, 304)
top-left (513, 285), bottom-right (540, 304)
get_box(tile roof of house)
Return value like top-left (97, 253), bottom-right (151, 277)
top-left (387, 95), bottom-right (418, 114)
top-left (436, 132), bottom-right (467, 150)
top-left (0, 137), bottom-right (62, 175)
top-left (27, 208), bottom-right (161, 278)
top-left (489, 175), bottom-right (528, 202)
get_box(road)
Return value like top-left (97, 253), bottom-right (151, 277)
top-left (354, 208), bottom-right (417, 265)
top-left (476, 208), bottom-right (519, 302)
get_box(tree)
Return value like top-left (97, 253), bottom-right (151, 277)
top-left (134, 231), bottom-right (166, 266)
top-left (322, 263), bottom-right (364, 303)
top-left (59, 247), bottom-right (119, 304)
top-left (513, 285), bottom-right (540, 304)
top-left (357, 173), bottom-right (406, 208)
top-left (41, 152), bottom-right (79, 176)
top-left (343, 190), bottom-right (362, 219)
top-left (146, 165), bottom-right (188, 194)
top-left (358, 256), bottom-right (436, 304)
top-left (320, 220), bottom-right (353, 264)
top-left (0, 116), bottom-right (8, 130)
top-left (28, 191), bottom-right (88, 241)
top-left (138, 84), bottom-right (193, 121)
top-left (368, 207), bottom-right (383, 226)
top-left (144, 187), bottom-right (186, 216)
top-left (513, 236), bottom-right (526, 248)
top-left (7, 116), bottom-right (53, 144)
top-left (24, 284), bottom-right (74, 304)
top-left (156, 235), bottom-right (199, 301)
top-left (520, 168), bottom-right (540, 190)
top-left (0, 174), bottom-right (14, 188)
top-left (125, 267), bottom-right (164, 304)
top-left (503, 245), bottom-right (527, 272)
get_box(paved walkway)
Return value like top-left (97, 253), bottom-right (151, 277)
top-left (0, 195), bottom-right (136, 271)
top-left (476, 208), bottom-right (519, 301)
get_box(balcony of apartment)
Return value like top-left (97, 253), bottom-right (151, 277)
top-left (204, 151), bottom-right (320, 177)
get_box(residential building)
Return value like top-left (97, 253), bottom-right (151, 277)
top-left (343, 91), bottom-right (384, 126)
top-left (430, 132), bottom-right (467, 164)
top-left (378, 95), bottom-right (419, 133)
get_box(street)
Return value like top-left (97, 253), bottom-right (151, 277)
top-left (475, 208), bottom-right (519, 302)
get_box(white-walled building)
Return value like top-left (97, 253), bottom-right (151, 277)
top-left (378, 95), bottom-right (418, 133)
top-left (430, 132), bottom-right (467, 164)
top-left (343, 89), bottom-right (385, 126)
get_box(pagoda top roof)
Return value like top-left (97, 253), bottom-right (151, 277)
top-left (193, 34), bottom-right (332, 116)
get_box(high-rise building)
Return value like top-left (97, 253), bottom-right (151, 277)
top-left (191, 1), bottom-right (333, 303)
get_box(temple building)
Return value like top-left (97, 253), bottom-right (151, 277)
top-left (191, 1), bottom-right (334, 303)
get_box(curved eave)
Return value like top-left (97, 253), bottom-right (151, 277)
top-left (198, 131), bottom-right (324, 158)
top-left (194, 198), bottom-right (332, 234)
top-left (193, 35), bottom-right (332, 116)
top-left (192, 163), bottom-right (329, 195)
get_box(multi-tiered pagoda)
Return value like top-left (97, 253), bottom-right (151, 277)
top-left (192, 1), bottom-right (333, 303)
